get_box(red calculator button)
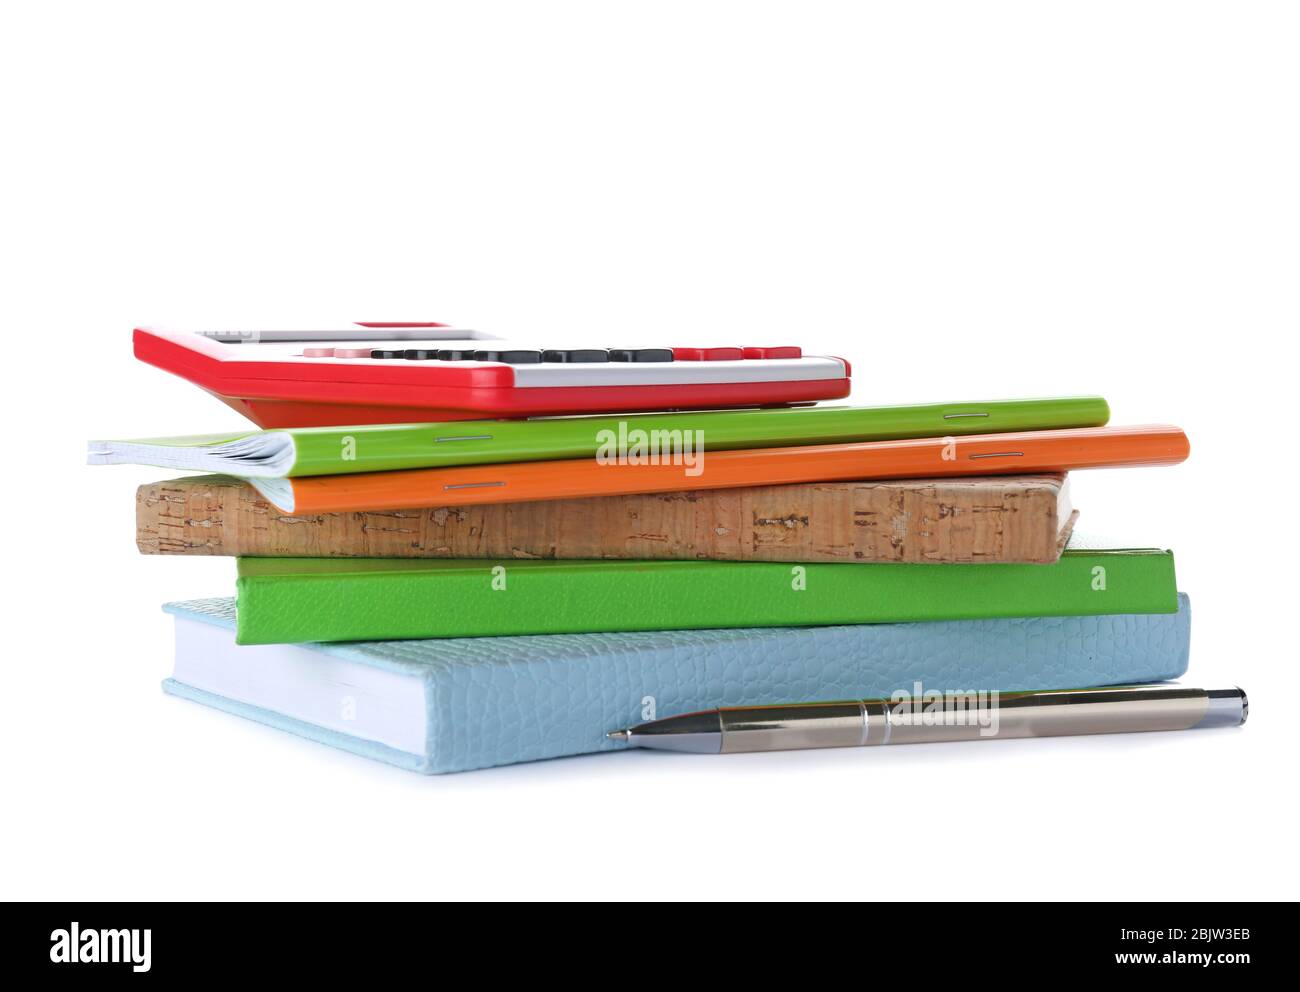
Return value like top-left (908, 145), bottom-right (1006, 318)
top-left (672, 347), bottom-right (744, 361)
top-left (742, 346), bottom-right (802, 359)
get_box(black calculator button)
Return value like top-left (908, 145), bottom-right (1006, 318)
top-left (404, 349), bottom-right (439, 360)
top-left (609, 348), bottom-right (673, 362)
top-left (370, 349), bottom-right (406, 359)
top-left (473, 350), bottom-right (543, 364)
top-left (437, 349), bottom-right (476, 361)
top-left (542, 349), bottom-right (610, 363)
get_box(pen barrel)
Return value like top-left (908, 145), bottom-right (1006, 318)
top-left (719, 702), bottom-right (866, 752)
top-left (873, 686), bottom-right (1241, 745)
top-left (713, 687), bottom-right (1245, 753)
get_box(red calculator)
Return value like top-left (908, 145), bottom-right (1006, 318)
top-left (134, 323), bottom-right (853, 427)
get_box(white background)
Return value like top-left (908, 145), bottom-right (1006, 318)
top-left (2, 1), bottom-right (1297, 900)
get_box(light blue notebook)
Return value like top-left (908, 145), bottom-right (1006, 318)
top-left (162, 595), bottom-right (1191, 774)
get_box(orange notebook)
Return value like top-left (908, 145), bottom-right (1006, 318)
top-left (252, 425), bottom-right (1190, 514)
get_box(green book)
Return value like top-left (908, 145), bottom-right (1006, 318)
top-left (232, 545), bottom-right (1176, 644)
top-left (89, 396), bottom-right (1109, 478)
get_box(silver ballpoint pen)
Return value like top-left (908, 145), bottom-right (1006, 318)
top-left (607, 685), bottom-right (1247, 754)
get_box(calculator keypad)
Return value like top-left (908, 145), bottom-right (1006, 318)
top-left (305, 344), bottom-right (800, 363)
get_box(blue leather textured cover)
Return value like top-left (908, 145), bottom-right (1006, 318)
top-left (162, 594), bottom-right (1191, 774)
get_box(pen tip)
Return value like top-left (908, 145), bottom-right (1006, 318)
top-left (607, 730), bottom-right (630, 741)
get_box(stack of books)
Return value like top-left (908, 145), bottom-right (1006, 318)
top-left (92, 334), bottom-right (1195, 773)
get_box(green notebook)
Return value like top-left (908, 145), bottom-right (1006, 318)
top-left (232, 545), bottom-right (1176, 644)
top-left (89, 396), bottom-right (1109, 478)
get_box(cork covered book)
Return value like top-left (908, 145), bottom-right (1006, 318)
top-left (136, 473), bottom-right (1076, 564)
